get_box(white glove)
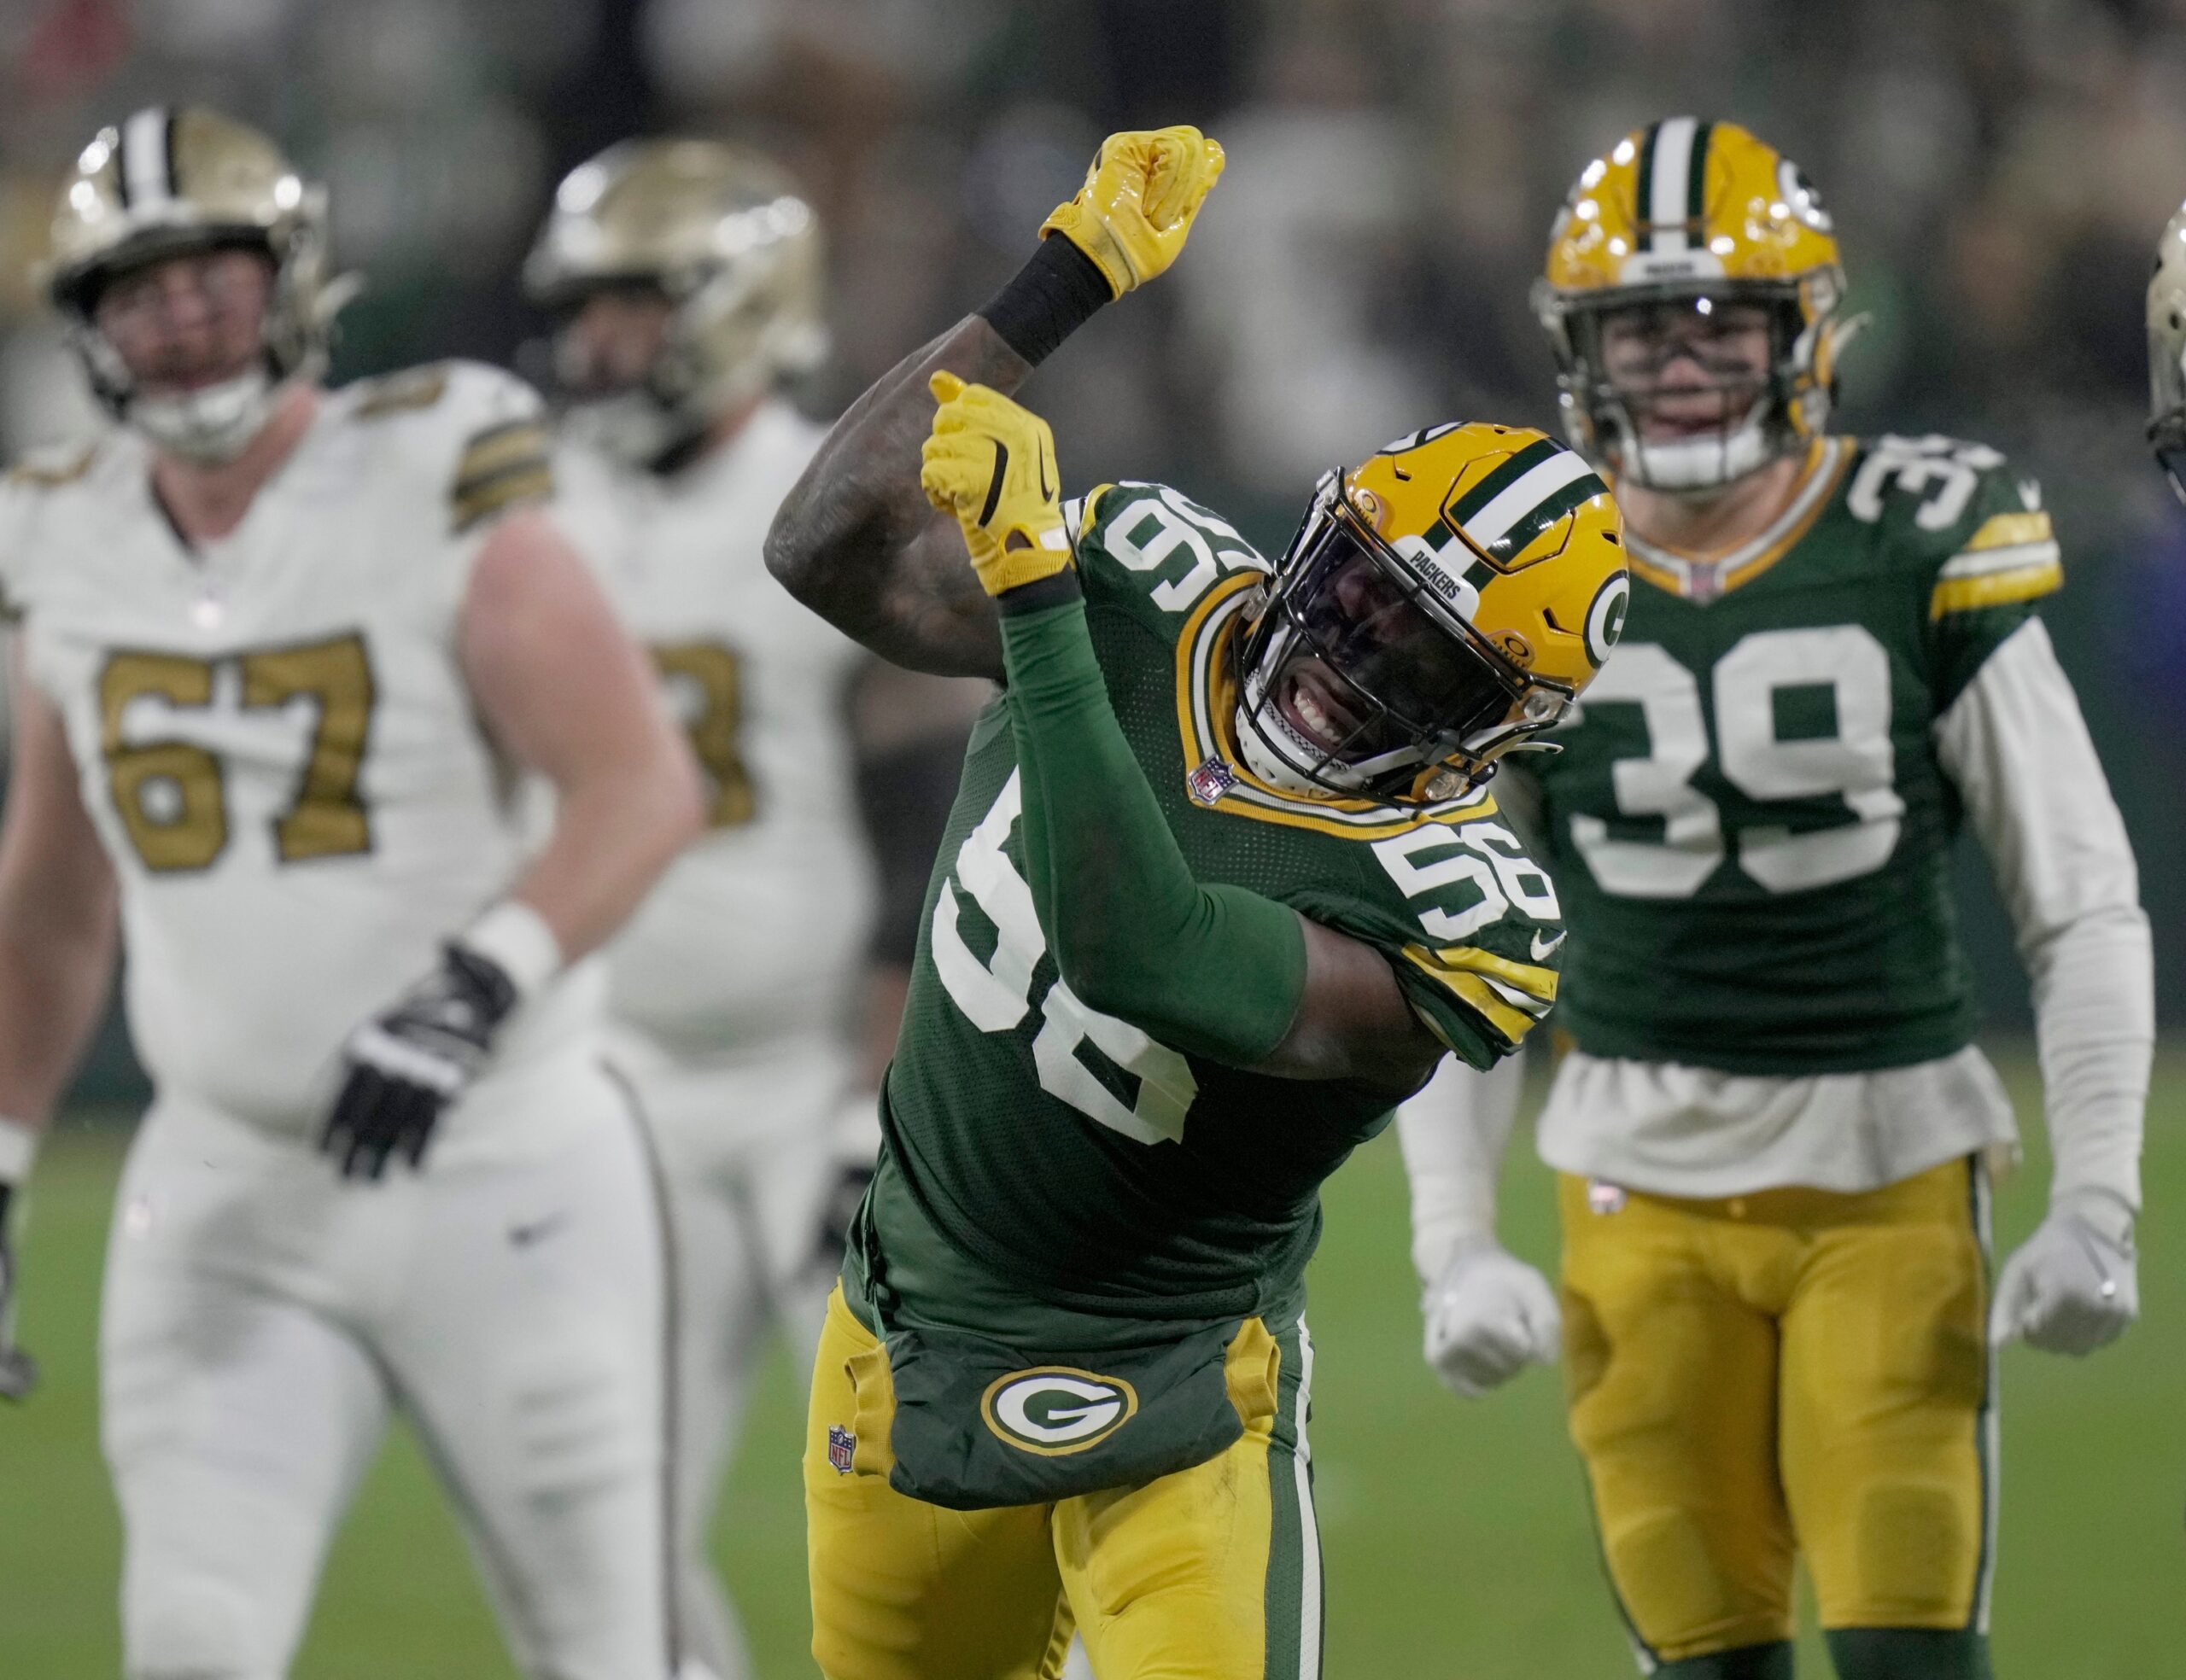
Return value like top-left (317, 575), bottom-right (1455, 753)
top-left (1990, 1193), bottom-right (2138, 1356)
top-left (1423, 1238), bottom-right (1562, 1398)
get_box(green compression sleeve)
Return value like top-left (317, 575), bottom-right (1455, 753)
top-left (997, 575), bottom-right (1307, 1066)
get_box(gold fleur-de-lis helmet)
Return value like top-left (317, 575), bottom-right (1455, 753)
top-left (1534, 117), bottom-right (1847, 494)
top-left (2145, 196), bottom-right (2186, 502)
top-left (1236, 422), bottom-right (1629, 803)
top-left (524, 138), bottom-right (827, 467)
top-left (45, 106), bottom-right (349, 462)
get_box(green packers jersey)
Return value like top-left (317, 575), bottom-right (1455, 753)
top-left (871, 481), bottom-right (1564, 1329)
top-left (1530, 435), bottom-right (2061, 1074)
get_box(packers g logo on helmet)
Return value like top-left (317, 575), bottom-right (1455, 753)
top-left (981, 1368), bottom-right (1140, 1456)
top-left (1534, 117), bottom-right (1850, 495)
top-left (1235, 422), bottom-right (1628, 804)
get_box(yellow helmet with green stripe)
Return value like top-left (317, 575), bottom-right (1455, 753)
top-left (1534, 117), bottom-right (1847, 493)
top-left (1236, 422), bottom-right (1628, 802)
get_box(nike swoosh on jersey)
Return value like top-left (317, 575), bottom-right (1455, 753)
top-left (1531, 930), bottom-right (1568, 960)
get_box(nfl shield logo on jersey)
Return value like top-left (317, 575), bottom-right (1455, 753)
top-left (827, 1423), bottom-right (856, 1475)
top-left (1587, 1179), bottom-right (1628, 1216)
top-left (1186, 757), bottom-right (1237, 806)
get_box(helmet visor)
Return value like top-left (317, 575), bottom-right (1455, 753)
top-left (1251, 506), bottom-right (1528, 774)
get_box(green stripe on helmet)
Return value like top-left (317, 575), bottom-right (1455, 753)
top-left (1446, 436), bottom-right (1563, 526)
top-left (1683, 120), bottom-right (1714, 235)
top-left (1634, 121), bottom-right (1661, 251)
top-left (1483, 469), bottom-right (1610, 562)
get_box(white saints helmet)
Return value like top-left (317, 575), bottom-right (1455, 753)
top-left (45, 106), bottom-right (352, 464)
top-left (2147, 197), bottom-right (2186, 503)
top-left (523, 138), bottom-right (827, 469)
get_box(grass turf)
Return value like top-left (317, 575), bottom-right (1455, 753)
top-left (3, 1046), bottom-right (2178, 1677)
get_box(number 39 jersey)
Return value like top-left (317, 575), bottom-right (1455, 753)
top-left (1532, 434), bottom-right (2061, 1074)
top-left (0, 361), bottom-right (600, 1148)
top-left (875, 482), bottom-right (1565, 1326)
top-left (552, 404), bottom-right (873, 1059)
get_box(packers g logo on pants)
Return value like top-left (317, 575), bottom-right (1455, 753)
top-left (981, 1367), bottom-right (1140, 1455)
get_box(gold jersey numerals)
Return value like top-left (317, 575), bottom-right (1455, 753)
top-left (650, 640), bottom-right (755, 829)
top-left (98, 633), bottom-right (377, 872)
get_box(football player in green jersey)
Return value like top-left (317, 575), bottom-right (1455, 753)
top-left (765, 126), bottom-right (1629, 1680)
top-left (1398, 118), bottom-right (2154, 1680)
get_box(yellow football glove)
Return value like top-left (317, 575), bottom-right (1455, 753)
top-left (1041, 125), bottom-right (1225, 299)
top-left (921, 371), bottom-right (1073, 597)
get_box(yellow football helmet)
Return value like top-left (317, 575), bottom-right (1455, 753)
top-left (1535, 117), bottom-right (1847, 493)
top-left (1236, 422), bottom-right (1628, 802)
top-left (524, 137), bottom-right (826, 467)
top-left (44, 105), bottom-right (348, 462)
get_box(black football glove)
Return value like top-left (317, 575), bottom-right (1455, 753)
top-left (0, 1184), bottom-right (38, 1402)
top-left (323, 944), bottom-right (519, 1180)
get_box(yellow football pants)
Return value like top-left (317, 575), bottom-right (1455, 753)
top-left (1558, 1158), bottom-right (1994, 1665)
top-left (804, 1286), bottom-right (1324, 1680)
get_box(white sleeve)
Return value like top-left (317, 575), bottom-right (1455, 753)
top-left (1933, 618), bottom-right (2153, 1216)
top-left (1394, 1050), bottom-right (1528, 1285)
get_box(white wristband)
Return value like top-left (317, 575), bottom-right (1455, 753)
top-left (458, 900), bottom-right (564, 1003)
top-left (0, 1116), bottom-right (40, 1187)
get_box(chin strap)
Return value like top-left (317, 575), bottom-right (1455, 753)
top-left (128, 368), bottom-right (279, 464)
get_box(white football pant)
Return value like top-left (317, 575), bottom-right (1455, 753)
top-left (606, 1027), bottom-right (856, 1680)
top-left (100, 1081), bottom-right (670, 1680)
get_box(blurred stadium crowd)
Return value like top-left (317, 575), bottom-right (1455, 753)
top-left (0, 0), bottom-right (2177, 1011)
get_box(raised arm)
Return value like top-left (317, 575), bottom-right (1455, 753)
top-left (920, 375), bottom-right (1448, 1100)
top-left (766, 125), bottom-right (1225, 680)
top-left (764, 319), bottom-right (1026, 679)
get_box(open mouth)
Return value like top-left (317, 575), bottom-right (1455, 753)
top-left (1277, 664), bottom-right (1361, 755)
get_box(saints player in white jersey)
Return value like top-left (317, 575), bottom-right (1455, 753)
top-left (0, 108), bottom-right (704, 1680)
top-left (524, 138), bottom-right (981, 1680)
top-left (1399, 120), bottom-right (2152, 1679)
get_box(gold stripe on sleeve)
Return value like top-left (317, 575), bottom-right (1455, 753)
top-left (1401, 950), bottom-right (1541, 1044)
top-left (1928, 559), bottom-right (2061, 620)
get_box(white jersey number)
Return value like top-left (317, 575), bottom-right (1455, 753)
top-left (1571, 626), bottom-right (1903, 898)
top-left (1369, 819), bottom-right (1558, 940)
top-left (929, 770), bottom-right (1198, 1145)
top-left (99, 634), bottom-right (375, 872)
top-left (1845, 435), bottom-right (2002, 533)
top-left (1101, 487), bottom-right (1265, 614)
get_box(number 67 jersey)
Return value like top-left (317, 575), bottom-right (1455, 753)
top-left (0, 362), bottom-right (600, 1153)
top-left (1530, 433), bottom-right (2062, 1076)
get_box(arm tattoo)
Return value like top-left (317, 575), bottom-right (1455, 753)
top-left (767, 316), bottom-right (1032, 680)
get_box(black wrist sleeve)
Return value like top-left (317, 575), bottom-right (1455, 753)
top-left (979, 236), bottom-right (1113, 366)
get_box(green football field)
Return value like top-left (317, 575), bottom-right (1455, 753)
top-left (3, 1046), bottom-right (2178, 1677)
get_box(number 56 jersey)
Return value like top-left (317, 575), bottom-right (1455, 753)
top-left (0, 362), bottom-right (601, 1152)
top-left (1532, 434), bottom-right (2062, 1075)
top-left (874, 482), bottom-right (1566, 1329)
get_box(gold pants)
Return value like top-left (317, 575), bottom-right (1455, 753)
top-left (803, 1286), bottom-right (1324, 1680)
top-left (1559, 1158), bottom-right (1994, 1664)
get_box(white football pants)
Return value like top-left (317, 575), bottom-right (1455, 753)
top-left (99, 1079), bottom-right (670, 1680)
top-left (605, 1027), bottom-right (856, 1680)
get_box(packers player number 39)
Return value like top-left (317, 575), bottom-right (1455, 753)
top-left (1400, 116), bottom-right (2151, 1680)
